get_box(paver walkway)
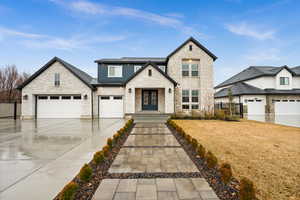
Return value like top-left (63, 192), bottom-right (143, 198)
top-left (93, 122), bottom-right (219, 200)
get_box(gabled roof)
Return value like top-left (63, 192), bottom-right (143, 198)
top-left (18, 57), bottom-right (95, 90)
top-left (124, 62), bottom-right (177, 85)
top-left (215, 65), bottom-right (300, 89)
top-left (95, 57), bottom-right (166, 64)
top-left (167, 37), bottom-right (217, 61)
top-left (214, 82), bottom-right (264, 98)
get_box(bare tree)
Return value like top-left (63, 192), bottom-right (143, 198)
top-left (0, 65), bottom-right (29, 102)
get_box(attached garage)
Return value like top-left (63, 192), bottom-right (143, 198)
top-left (37, 95), bottom-right (83, 118)
top-left (246, 100), bottom-right (265, 115)
top-left (99, 96), bottom-right (124, 118)
top-left (274, 100), bottom-right (300, 115)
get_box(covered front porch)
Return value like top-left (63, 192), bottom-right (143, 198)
top-left (135, 88), bottom-right (165, 113)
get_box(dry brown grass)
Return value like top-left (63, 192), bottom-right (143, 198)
top-left (174, 119), bottom-right (300, 200)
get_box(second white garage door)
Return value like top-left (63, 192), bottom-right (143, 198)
top-left (275, 101), bottom-right (300, 115)
top-left (99, 96), bottom-right (124, 118)
top-left (247, 100), bottom-right (265, 115)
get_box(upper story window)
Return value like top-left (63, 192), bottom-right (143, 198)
top-left (189, 45), bottom-right (193, 51)
top-left (182, 59), bottom-right (200, 77)
top-left (280, 77), bottom-right (289, 85)
top-left (182, 90), bottom-right (189, 103)
top-left (134, 65), bottom-right (142, 72)
top-left (158, 65), bottom-right (166, 72)
top-left (108, 65), bottom-right (122, 77)
top-left (191, 90), bottom-right (199, 102)
top-left (54, 73), bottom-right (60, 86)
top-left (182, 64), bottom-right (189, 76)
top-left (148, 69), bottom-right (152, 76)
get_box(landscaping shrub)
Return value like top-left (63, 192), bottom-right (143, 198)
top-left (185, 134), bottom-right (192, 143)
top-left (93, 151), bottom-right (105, 164)
top-left (219, 163), bottom-right (233, 184)
top-left (206, 151), bottom-right (218, 168)
top-left (197, 144), bottom-right (206, 158)
top-left (225, 115), bottom-right (240, 121)
top-left (239, 177), bottom-right (256, 200)
top-left (59, 181), bottom-right (78, 200)
top-left (107, 138), bottom-right (113, 148)
top-left (102, 145), bottom-right (110, 157)
top-left (78, 164), bottom-right (92, 182)
top-left (113, 133), bottom-right (119, 142)
top-left (191, 138), bottom-right (198, 149)
top-left (215, 110), bottom-right (226, 120)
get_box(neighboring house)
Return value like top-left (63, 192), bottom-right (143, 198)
top-left (214, 66), bottom-right (300, 115)
top-left (18, 37), bottom-right (217, 119)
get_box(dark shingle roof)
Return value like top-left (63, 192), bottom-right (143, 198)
top-left (214, 82), bottom-right (264, 98)
top-left (18, 57), bottom-right (95, 90)
top-left (215, 65), bottom-right (300, 89)
top-left (95, 57), bottom-right (166, 64)
top-left (215, 82), bottom-right (300, 98)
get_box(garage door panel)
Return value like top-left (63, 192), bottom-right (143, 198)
top-left (99, 96), bottom-right (123, 118)
top-left (37, 96), bottom-right (82, 118)
top-left (275, 102), bottom-right (300, 115)
top-left (247, 102), bottom-right (265, 115)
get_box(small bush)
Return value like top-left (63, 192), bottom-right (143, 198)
top-left (107, 138), bottom-right (113, 148)
top-left (219, 163), bottom-right (233, 184)
top-left (206, 151), bottom-right (218, 168)
top-left (102, 145), bottom-right (110, 157)
top-left (197, 144), bottom-right (206, 158)
top-left (215, 110), bottom-right (226, 120)
top-left (78, 164), bottom-right (92, 182)
top-left (113, 133), bottom-right (119, 143)
top-left (59, 181), bottom-right (78, 200)
top-left (93, 151), bottom-right (105, 164)
top-left (185, 134), bottom-right (192, 143)
top-left (225, 115), bottom-right (240, 121)
top-left (191, 138), bottom-right (198, 149)
top-left (239, 177), bottom-right (255, 200)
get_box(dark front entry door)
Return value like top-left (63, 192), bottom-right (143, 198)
top-left (142, 90), bottom-right (158, 110)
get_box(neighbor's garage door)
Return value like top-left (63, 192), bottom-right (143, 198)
top-left (247, 100), bottom-right (265, 115)
top-left (99, 96), bottom-right (123, 118)
top-left (275, 101), bottom-right (300, 115)
top-left (37, 95), bottom-right (82, 118)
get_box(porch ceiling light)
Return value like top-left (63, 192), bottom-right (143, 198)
top-left (168, 88), bottom-right (172, 93)
top-left (128, 88), bottom-right (132, 93)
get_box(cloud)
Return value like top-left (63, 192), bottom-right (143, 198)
top-left (50, 0), bottom-right (203, 37)
top-left (0, 26), bottom-right (127, 50)
top-left (225, 22), bottom-right (276, 40)
top-left (245, 48), bottom-right (281, 62)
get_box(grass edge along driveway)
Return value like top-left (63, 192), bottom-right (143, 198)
top-left (174, 119), bottom-right (300, 200)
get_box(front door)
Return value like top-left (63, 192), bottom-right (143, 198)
top-left (142, 90), bottom-right (158, 110)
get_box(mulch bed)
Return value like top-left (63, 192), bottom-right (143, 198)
top-left (53, 123), bottom-right (135, 200)
top-left (167, 123), bottom-right (240, 200)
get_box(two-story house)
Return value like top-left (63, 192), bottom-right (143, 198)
top-left (214, 66), bottom-right (300, 115)
top-left (18, 37), bottom-right (217, 119)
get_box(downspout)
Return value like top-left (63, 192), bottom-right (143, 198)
top-left (91, 90), bottom-right (94, 119)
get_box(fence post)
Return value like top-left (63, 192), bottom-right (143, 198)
top-left (14, 102), bottom-right (17, 120)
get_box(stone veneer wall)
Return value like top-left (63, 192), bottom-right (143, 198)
top-left (167, 41), bottom-right (214, 113)
top-left (22, 61), bottom-right (92, 119)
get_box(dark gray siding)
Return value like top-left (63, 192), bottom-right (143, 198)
top-left (98, 64), bottom-right (136, 83)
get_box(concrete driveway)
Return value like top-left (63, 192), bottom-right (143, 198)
top-left (0, 118), bottom-right (125, 200)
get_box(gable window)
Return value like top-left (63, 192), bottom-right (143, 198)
top-left (182, 64), bottom-right (189, 76)
top-left (148, 69), bottom-right (152, 76)
top-left (108, 65), bottom-right (122, 77)
top-left (191, 64), bottom-right (199, 76)
top-left (54, 73), bottom-right (60, 86)
top-left (280, 77), bottom-right (289, 85)
top-left (189, 45), bottom-right (193, 51)
top-left (158, 65), bottom-right (166, 72)
top-left (134, 65), bottom-right (142, 72)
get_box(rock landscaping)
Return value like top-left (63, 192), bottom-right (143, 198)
top-left (55, 118), bottom-right (256, 200)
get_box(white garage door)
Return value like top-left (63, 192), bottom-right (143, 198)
top-left (247, 100), bottom-right (265, 115)
top-left (275, 101), bottom-right (300, 115)
top-left (99, 96), bottom-right (124, 118)
top-left (37, 95), bottom-right (82, 118)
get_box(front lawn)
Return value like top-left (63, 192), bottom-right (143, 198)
top-left (174, 119), bottom-right (300, 200)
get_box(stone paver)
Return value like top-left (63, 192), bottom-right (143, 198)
top-left (109, 148), bottom-right (198, 173)
top-left (123, 135), bottom-right (180, 147)
top-left (93, 122), bottom-right (219, 200)
top-left (93, 178), bottom-right (218, 200)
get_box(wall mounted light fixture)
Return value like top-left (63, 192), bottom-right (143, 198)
top-left (23, 94), bottom-right (28, 100)
top-left (128, 88), bottom-right (132, 93)
top-left (84, 94), bottom-right (88, 100)
top-left (168, 88), bottom-right (172, 93)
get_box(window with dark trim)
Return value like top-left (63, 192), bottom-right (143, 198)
top-left (191, 104), bottom-right (199, 109)
top-left (50, 96), bottom-right (59, 100)
top-left (191, 64), bottom-right (199, 76)
top-left (189, 45), bottom-right (192, 51)
top-left (62, 96), bottom-right (71, 100)
top-left (182, 64), bottom-right (189, 76)
top-left (54, 73), bottom-right (60, 86)
top-left (191, 90), bottom-right (199, 103)
top-left (182, 104), bottom-right (189, 109)
top-left (148, 69), bottom-right (152, 76)
top-left (280, 77), bottom-right (289, 85)
top-left (182, 90), bottom-right (189, 103)
top-left (101, 96), bottom-right (110, 100)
